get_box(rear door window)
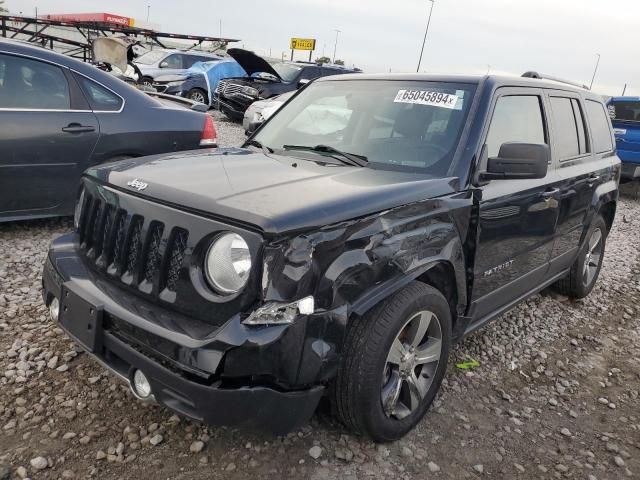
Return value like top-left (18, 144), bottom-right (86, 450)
top-left (585, 100), bottom-right (614, 153)
top-left (486, 95), bottom-right (546, 157)
top-left (0, 54), bottom-right (70, 110)
top-left (549, 96), bottom-right (589, 160)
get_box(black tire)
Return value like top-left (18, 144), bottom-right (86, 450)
top-left (331, 282), bottom-right (452, 442)
top-left (187, 88), bottom-right (208, 105)
top-left (141, 76), bottom-right (154, 87)
top-left (553, 215), bottom-right (607, 299)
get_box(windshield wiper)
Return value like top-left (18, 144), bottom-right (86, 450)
top-left (245, 139), bottom-right (273, 154)
top-left (282, 144), bottom-right (368, 167)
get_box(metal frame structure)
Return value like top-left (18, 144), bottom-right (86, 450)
top-left (0, 15), bottom-right (240, 62)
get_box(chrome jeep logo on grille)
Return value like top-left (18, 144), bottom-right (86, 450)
top-left (127, 178), bottom-right (148, 191)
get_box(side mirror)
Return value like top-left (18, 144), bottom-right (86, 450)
top-left (481, 143), bottom-right (549, 180)
top-left (159, 61), bottom-right (169, 68)
top-left (297, 78), bottom-right (310, 89)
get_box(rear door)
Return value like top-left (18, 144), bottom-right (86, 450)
top-left (0, 53), bottom-right (99, 217)
top-left (545, 92), bottom-right (597, 274)
top-left (470, 88), bottom-right (560, 322)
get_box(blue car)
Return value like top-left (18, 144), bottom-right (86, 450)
top-left (153, 60), bottom-right (247, 107)
top-left (608, 96), bottom-right (640, 181)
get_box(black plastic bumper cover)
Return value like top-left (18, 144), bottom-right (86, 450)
top-left (42, 254), bottom-right (324, 435)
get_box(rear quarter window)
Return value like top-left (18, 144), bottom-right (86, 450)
top-left (585, 100), bottom-right (614, 154)
top-left (75, 75), bottom-right (123, 112)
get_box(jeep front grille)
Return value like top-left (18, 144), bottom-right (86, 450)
top-left (77, 191), bottom-right (190, 297)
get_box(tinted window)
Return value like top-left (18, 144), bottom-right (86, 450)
top-left (585, 100), bottom-right (614, 153)
top-left (161, 54), bottom-right (183, 69)
top-left (550, 97), bottom-right (580, 159)
top-left (254, 80), bottom-right (476, 176)
top-left (300, 67), bottom-right (321, 81)
top-left (608, 100), bottom-right (640, 123)
top-left (486, 95), bottom-right (545, 157)
top-left (75, 76), bottom-right (123, 112)
top-left (0, 54), bottom-right (70, 110)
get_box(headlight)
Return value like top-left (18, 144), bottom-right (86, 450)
top-left (241, 86), bottom-right (259, 97)
top-left (74, 189), bottom-right (85, 230)
top-left (204, 233), bottom-right (251, 294)
top-left (166, 80), bottom-right (184, 87)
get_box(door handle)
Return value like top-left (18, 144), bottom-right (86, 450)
top-left (62, 124), bottom-right (95, 133)
top-left (587, 174), bottom-right (601, 186)
top-left (541, 188), bottom-right (560, 199)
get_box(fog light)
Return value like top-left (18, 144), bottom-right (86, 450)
top-left (132, 370), bottom-right (152, 399)
top-left (49, 297), bottom-right (60, 322)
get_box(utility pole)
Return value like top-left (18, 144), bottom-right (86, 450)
top-left (589, 53), bottom-right (600, 90)
top-left (146, 5), bottom-right (150, 21)
top-left (332, 29), bottom-right (341, 63)
top-left (416, 0), bottom-right (435, 72)
top-left (622, 83), bottom-right (627, 96)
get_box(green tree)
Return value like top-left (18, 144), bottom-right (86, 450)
top-left (315, 56), bottom-right (331, 64)
top-left (334, 59), bottom-right (345, 66)
top-left (0, 0), bottom-right (8, 13)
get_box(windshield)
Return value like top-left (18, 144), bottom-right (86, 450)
top-left (135, 50), bottom-right (167, 65)
top-left (253, 80), bottom-right (476, 175)
top-left (272, 63), bottom-right (302, 82)
top-left (609, 100), bottom-right (640, 123)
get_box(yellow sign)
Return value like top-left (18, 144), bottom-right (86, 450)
top-left (290, 38), bottom-right (316, 51)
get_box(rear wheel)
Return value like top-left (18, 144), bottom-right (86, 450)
top-left (187, 88), bottom-right (208, 104)
top-left (331, 282), bottom-right (451, 442)
top-left (553, 215), bottom-right (607, 298)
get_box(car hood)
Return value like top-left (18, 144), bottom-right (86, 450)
top-left (87, 148), bottom-right (456, 235)
top-left (227, 48), bottom-right (281, 80)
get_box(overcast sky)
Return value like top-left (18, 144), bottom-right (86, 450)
top-left (8, 0), bottom-right (638, 96)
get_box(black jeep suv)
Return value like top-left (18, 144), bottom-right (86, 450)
top-left (42, 72), bottom-right (620, 441)
top-left (214, 48), bottom-right (358, 120)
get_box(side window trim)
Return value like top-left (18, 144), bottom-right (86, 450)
top-left (71, 69), bottom-right (126, 114)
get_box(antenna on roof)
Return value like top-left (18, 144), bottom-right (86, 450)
top-left (522, 71), bottom-right (590, 90)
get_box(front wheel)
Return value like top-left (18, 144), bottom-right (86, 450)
top-left (331, 282), bottom-right (451, 442)
top-left (552, 215), bottom-right (607, 298)
top-left (187, 88), bottom-right (208, 105)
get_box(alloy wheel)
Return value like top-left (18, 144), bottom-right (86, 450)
top-left (381, 310), bottom-right (443, 420)
top-left (190, 91), bottom-right (206, 103)
top-left (583, 227), bottom-right (603, 286)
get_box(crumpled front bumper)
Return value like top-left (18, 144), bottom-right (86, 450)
top-left (41, 234), bottom-right (330, 434)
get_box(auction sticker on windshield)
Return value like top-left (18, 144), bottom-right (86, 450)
top-left (394, 89), bottom-right (459, 109)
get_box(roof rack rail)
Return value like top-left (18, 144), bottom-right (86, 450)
top-left (521, 71), bottom-right (589, 90)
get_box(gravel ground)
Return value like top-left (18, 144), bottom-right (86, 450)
top-left (1, 117), bottom-right (639, 479)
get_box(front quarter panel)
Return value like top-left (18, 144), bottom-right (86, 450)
top-left (262, 193), bottom-right (473, 323)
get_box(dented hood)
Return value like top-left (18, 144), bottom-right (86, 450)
top-left (87, 148), bottom-right (456, 235)
top-left (226, 48), bottom-right (281, 79)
